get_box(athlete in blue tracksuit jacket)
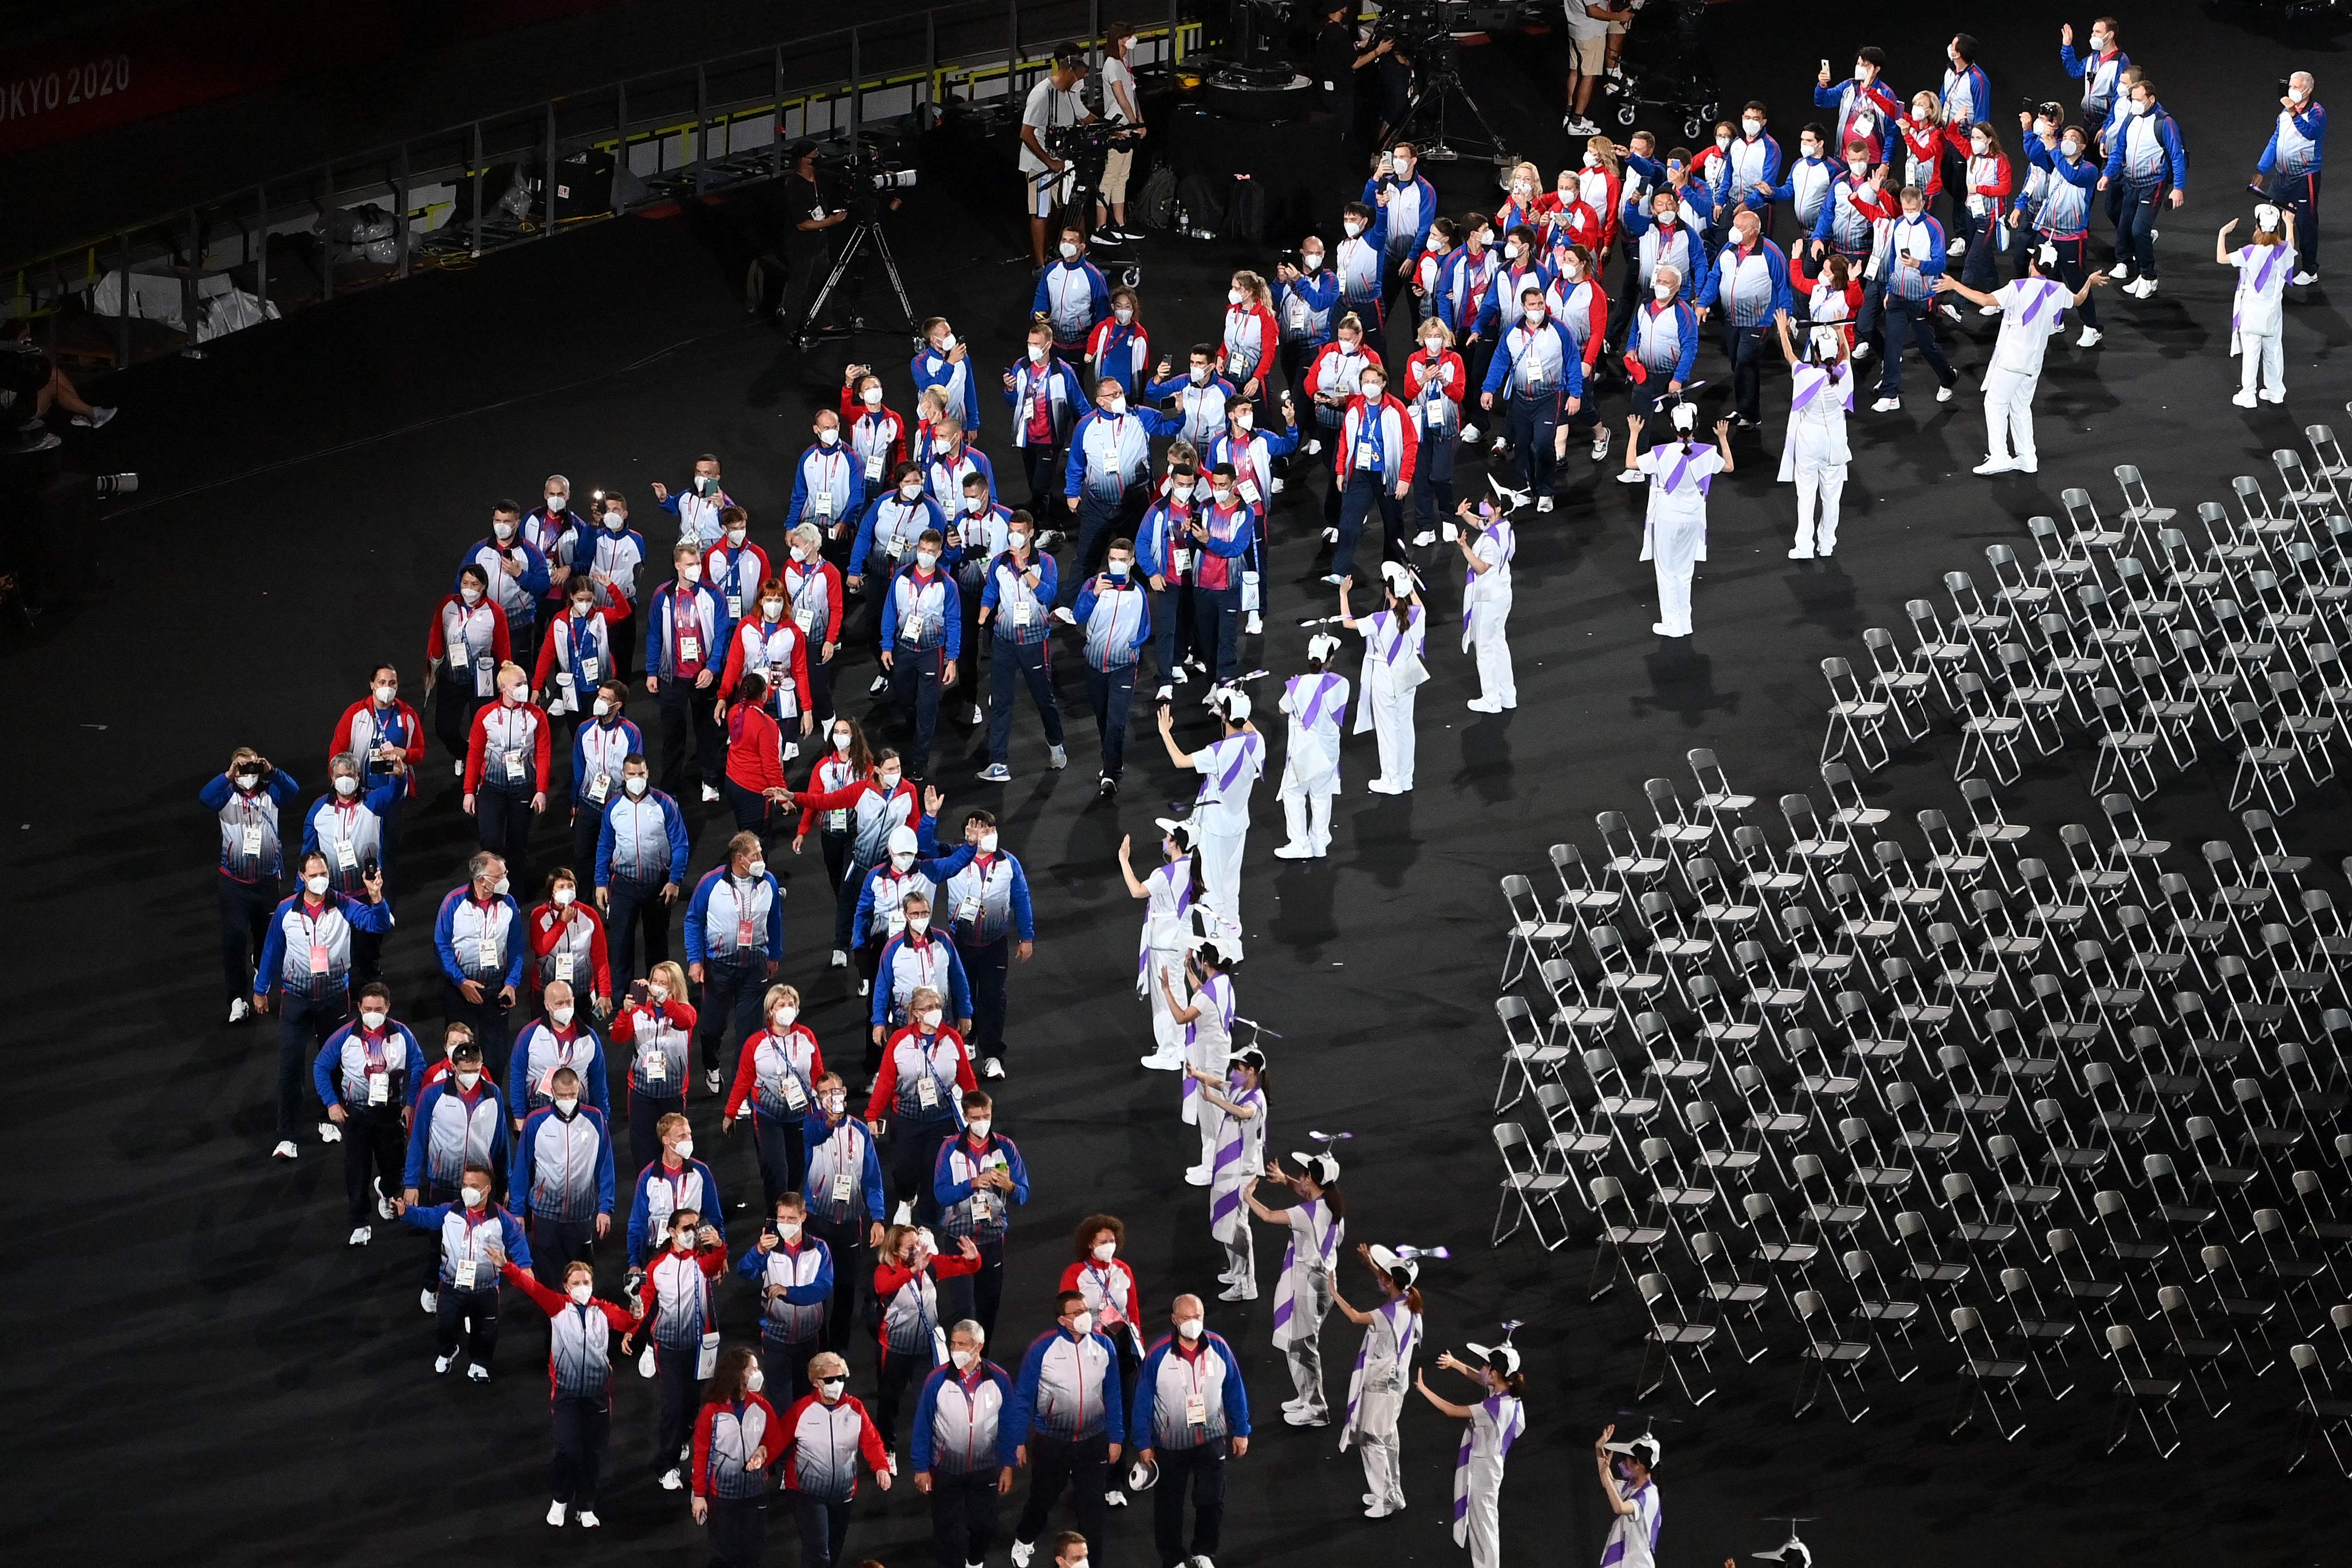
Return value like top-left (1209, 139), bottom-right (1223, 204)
top-left (511, 1099), bottom-right (619, 1267)
top-left (911, 1350), bottom-right (1018, 1493)
top-left (1694, 224), bottom-right (1794, 424)
top-left (1033, 253), bottom-right (1113, 356)
top-left (1480, 305), bottom-right (1584, 499)
top-left (2258, 80), bottom-right (2326, 277)
top-left (2101, 88), bottom-right (2189, 286)
top-left (871, 927), bottom-right (976, 1031)
top-left (786, 431), bottom-right (868, 534)
top-left (405, 1068), bottom-right (512, 1197)
top-left (624, 1149), bottom-right (727, 1266)
top-left (1006, 1311), bottom-right (1126, 1533)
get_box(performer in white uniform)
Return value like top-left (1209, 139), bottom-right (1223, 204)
top-left (1417, 1330), bottom-right (1527, 1568)
top-left (1191, 1043), bottom-right (1268, 1299)
top-left (1455, 500), bottom-right (1516, 711)
top-left (1334, 1243), bottom-right (1433, 1519)
top-left (1340, 563), bottom-right (1428, 794)
top-left (1595, 1425), bottom-right (1664, 1568)
top-left (1274, 634), bottom-right (1351, 860)
top-left (2220, 206), bottom-right (2298, 407)
top-left (1157, 688), bottom-right (1262, 960)
top-left (1118, 821), bottom-right (1203, 1070)
top-left (1626, 404), bottom-right (1731, 639)
top-left (1773, 314), bottom-right (1854, 560)
top-left (1157, 935), bottom-right (1236, 1185)
top-left (1931, 238), bottom-right (2107, 474)
top-left (1249, 1147), bottom-right (1345, 1427)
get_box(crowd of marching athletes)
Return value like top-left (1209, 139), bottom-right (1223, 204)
top-left (197, 14), bottom-right (2321, 1567)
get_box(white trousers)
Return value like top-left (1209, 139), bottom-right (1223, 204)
top-left (1648, 514), bottom-right (1705, 637)
top-left (1460, 1476), bottom-right (1501, 1568)
top-left (1281, 788), bottom-right (1334, 854)
top-left (1197, 824), bottom-right (1245, 960)
top-left (1221, 1227), bottom-right (1256, 1293)
top-left (1795, 464), bottom-right (1847, 554)
top-left (2241, 328), bottom-right (2284, 396)
top-left (1286, 1332), bottom-right (1327, 1419)
top-left (1468, 599), bottom-right (1516, 704)
top-left (1146, 947), bottom-right (1185, 1054)
top-left (1352, 1394), bottom-right (1406, 1510)
top-left (1983, 366), bottom-right (2039, 465)
top-left (1369, 689), bottom-right (1418, 789)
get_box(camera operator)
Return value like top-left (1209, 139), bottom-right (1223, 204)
top-left (1020, 46), bottom-right (1100, 270)
top-left (1095, 23), bottom-right (1148, 245)
top-left (1314, 0), bottom-right (1391, 152)
top-left (778, 141), bottom-right (850, 337)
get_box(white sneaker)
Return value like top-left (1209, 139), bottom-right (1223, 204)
top-left (1935, 385), bottom-right (1954, 403)
top-left (1411, 530), bottom-right (1436, 547)
top-left (888, 1452), bottom-right (900, 1476)
top-left (2013, 460), bottom-right (2038, 474)
top-left (1185, 1164), bottom-right (1213, 1187)
top-left (1536, 494), bottom-right (1554, 513)
top-left (1973, 457), bottom-right (2017, 475)
top-left (831, 948), bottom-right (849, 967)
top-left (1787, 546), bottom-right (1815, 560)
top-left (1978, 304), bottom-right (2001, 317)
top-left (454, 759), bottom-right (466, 777)
top-left (1320, 572), bottom-right (1344, 586)
top-left (2125, 277), bottom-right (2157, 298)
top-left (1591, 427), bottom-right (1612, 462)
top-left (227, 996), bottom-right (251, 1024)
top-left (435, 1354), bottom-right (454, 1374)
top-left (348, 1225), bottom-right (372, 1246)
top-left (871, 674), bottom-right (891, 695)
top-left (1460, 423), bottom-right (1481, 443)
top-left (318, 1120), bottom-right (342, 1144)
top-left (1216, 1283), bottom-right (1253, 1301)
top-left (2109, 259), bottom-right (2131, 281)
top-left (1870, 396), bottom-right (1900, 413)
top-left (1283, 1408), bottom-right (1328, 1427)
top-left (1012, 1542), bottom-right (1037, 1568)
top-left (705, 1069), bottom-right (721, 1093)
top-left (72, 407), bottom-right (117, 429)
top-left (1048, 744), bottom-right (1068, 770)
top-left (1946, 237), bottom-right (1967, 258)
top-left (982, 1058), bottom-right (1005, 1080)
top-left (376, 1180), bottom-right (394, 1220)
top-left (1191, 1556), bottom-right (1217, 1568)
top-left (963, 704), bottom-right (984, 726)
top-left (547, 1502), bottom-right (568, 1527)
top-left (2232, 391), bottom-right (2259, 409)
top-left (1139, 1047), bottom-right (1186, 1069)
top-left (1246, 611), bottom-right (1264, 635)
top-left (272, 1140), bottom-right (298, 1160)
top-left (2294, 270), bottom-right (2319, 286)
top-left (467, 1363), bottom-right (490, 1382)
top-left (1106, 1489), bottom-right (1128, 1508)
top-left (1366, 778), bottom-right (1404, 795)
top-left (1052, 606), bottom-right (1077, 625)
top-left (1614, 468), bottom-right (1647, 485)
top-left (2261, 388), bottom-right (2287, 404)
top-left (859, 978), bottom-right (871, 997)
top-left (894, 1199), bottom-right (915, 1225)
top-left (701, 783), bottom-right (722, 803)
top-left (1850, 341), bottom-right (1871, 363)
top-left (1304, 438), bottom-right (1323, 456)
top-left (1467, 698), bottom-right (1503, 713)
top-left (1320, 527), bottom-right (1339, 543)
top-left (1651, 622), bottom-right (1682, 637)
top-left (659, 1469), bottom-right (683, 1491)
top-left (422, 1288), bottom-right (440, 1314)
top-left (2078, 327), bottom-right (2103, 348)
top-left (577, 1511), bottom-right (601, 1528)
top-left (1273, 841), bottom-right (1315, 858)
top-left (1271, 475), bottom-right (1285, 495)
top-left (1564, 116), bottom-right (1600, 136)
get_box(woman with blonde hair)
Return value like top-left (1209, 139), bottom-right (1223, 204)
top-left (1496, 160), bottom-right (1543, 234)
top-left (1217, 269), bottom-right (1280, 399)
top-left (613, 958), bottom-right (698, 1174)
top-left (722, 980), bottom-right (827, 1208)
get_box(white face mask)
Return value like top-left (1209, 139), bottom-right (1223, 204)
top-left (2292, 85), bottom-right (2310, 103)
top-left (1344, 218), bottom-right (1366, 237)
top-left (1971, 137), bottom-right (1988, 153)
top-left (1227, 286), bottom-right (1246, 306)
top-left (1361, 381), bottom-right (1385, 399)
top-left (1395, 157), bottom-right (1414, 174)
top-left (892, 852), bottom-right (918, 872)
top-left (899, 481), bottom-right (923, 501)
top-left (763, 598), bottom-right (785, 620)
top-left (373, 683), bottom-right (398, 704)
top-left (789, 544), bottom-right (813, 564)
top-left (919, 1006), bottom-right (944, 1028)
top-left (551, 1004), bottom-right (575, 1027)
top-left (936, 332), bottom-right (957, 352)
top-left (2062, 140), bottom-right (2083, 159)
top-left (493, 876), bottom-right (510, 897)
top-left (725, 527), bottom-right (748, 547)
top-left (572, 597), bottom-right (596, 619)
top-left (1803, 143), bottom-right (1822, 159)
top-left (1300, 251), bottom-right (1322, 271)
top-left (673, 1136), bottom-right (695, 1159)
top-left (1742, 118), bottom-right (1762, 136)
top-left (1104, 398), bottom-right (1127, 416)
top-left (500, 685), bottom-right (525, 706)
top-left (1233, 413), bottom-right (1253, 432)
top-left (553, 885), bottom-right (576, 907)
top-left (462, 1185), bottom-right (486, 1208)
top-left (456, 1069), bottom-right (481, 1090)
top-left (649, 983), bottom-right (670, 1003)
top-left (967, 1117), bottom-right (992, 1139)
top-left (1716, 133), bottom-right (1732, 149)
top-left (863, 386), bottom-right (885, 406)
top-left (773, 1003), bottom-right (799, 1029)
top-left (1189, 366), bottom-right (1209, 385)
top-left (1513, 179), bottom-right (1532, 195)
top-left (305, 873), bottom-right (331, 896)
top-left (1212, 486), bottom-right (1233, 505)
top-left (1503, 241), bottom-right (1523, 260)
top-left (360, 1008), bottom-right (387, 1030)
top-left (1108, 560), bottom-right (1131, 579)
top-left (951, 1348), bottom-right (976, 1370)
top-left (680, 563), bottom-right (702, 584)
top-left (1853, 61), bottom-right (1871, 79)
top-left (493, 521), bottom-right (516, 541)
top-left (915, 549), bottom-right (939, 570)
top-left (745, 858), bottom-right (766, 880)
top-left (820, 1379), bottom-right (847, 1400)
top-left (1092, 1240), bottom-right (1117, 1262)
top-left (1059, 242), bottom-right (1079, 259)
top-left (777, 1219), bottom-right (803, 1241)
top-left (1010, 531), bottom-right (1033, 553)
top-left (624, 774), bottom-right (648, 797)
top-left (568, 1282), bottom-right (593, 1303)
top-left (1068, 1311), bottom-right (1095, 1335)
top-left (877, 771), bottom-right (902, 792)
top-left (461, 584), bottom-right (485, 605)
top-left (2090, 32), bottom-right (2108, 50)
top-left (746, 1368), bottom-right (765, 1393)
top-left (1523, 306), bottom-right (1544, 324)
top-left (1423, 337), bottom-right (1445, 356)
top-left (604, 510), bottom-right (627, 530)
top-left (1177, 1317), bottom-right (1204, 1341)
top-left (1028, 343), bottom-right (1048, 362)
top-left (906, 913), bottom-right (929, 933)
top-left (1847, 158), bottom-right (1868, 176)
top-left (333, 775), bottom-right (359, 797)
top-left (1115, 306), bottom-right (1135, 322)
top-left (554, 1094), bottom-right (579, 1113)
top-left (817, 426), bottom-right (840, 446)
top-left (1655, 282), bottom-right (1676, 300)
top-left (1583, 151), bottom-right (1602, 168)
top-left (832, 731), bottom-right (852, 751)
top-left (237, 772), bottom-right (261, 789)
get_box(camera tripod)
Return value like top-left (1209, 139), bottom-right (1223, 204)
top-left (1390, 31), bottom-right (1505, 163)
top-left (794, 215), bottom-right (917, 349)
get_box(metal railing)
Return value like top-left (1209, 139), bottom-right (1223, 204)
top-left (8, 0), bottom-right (1204, 373)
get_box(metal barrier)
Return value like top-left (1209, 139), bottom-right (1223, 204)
top-left (7, 0), bottom-right (1204, 373)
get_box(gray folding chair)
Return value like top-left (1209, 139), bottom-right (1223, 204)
top-left (1490, 1122), bottom-right (1572, 1251)
top-left (1949, 1306), bottom-right (2030, 1440)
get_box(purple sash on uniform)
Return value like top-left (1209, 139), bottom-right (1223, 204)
top-left (1196, 733), bottom-right (1262, 801)
top-left (1662, 451), bottom-right (1693, 493)
top-left (2016, 278), bottom-right (2059, 326)
top-left (2238, 245), bottom-right (2288, 334)
top-left (1464, 522), bottom-right (1514, 630)
top-left (1293, 673), bottom-right (1343, 731)
top-left (1380, 608), bottom-right (1421, 666)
